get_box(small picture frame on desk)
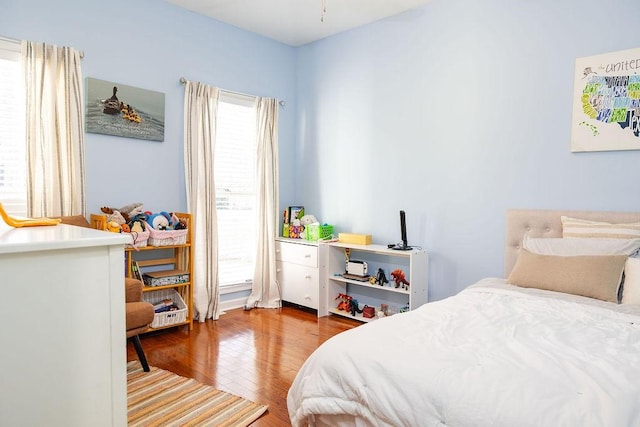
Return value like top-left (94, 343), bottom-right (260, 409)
top-left (288, 206), bottom-right (305, 223)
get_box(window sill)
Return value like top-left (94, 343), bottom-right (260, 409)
top-left (220, 282), bottom-right (252, 295)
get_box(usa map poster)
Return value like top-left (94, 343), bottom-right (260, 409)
top-left (571, 47), bottom-right (640, 152)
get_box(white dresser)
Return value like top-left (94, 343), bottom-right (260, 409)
top-left (0, 222), bottom-right (129, 426)
top-left (276, 237), bottom-right (322, 310)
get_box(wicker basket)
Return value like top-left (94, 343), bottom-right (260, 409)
top-left (125, 230), bottom-right (150, 249)
top-left (144, 221), bottom-right (188, 246)
top-left (89, 214), bottom-right (150, 248)
top-left (142, 288), bottom-right (187, 328)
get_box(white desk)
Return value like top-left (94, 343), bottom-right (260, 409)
top-left (0, 222), bottom-right (129, 426)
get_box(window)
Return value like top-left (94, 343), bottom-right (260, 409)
top-left (215, 92), bottom-right (257, 289)
top-left (0, 40), bottom-right (26, 216)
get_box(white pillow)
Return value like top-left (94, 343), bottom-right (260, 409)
top-left (523, 236), bottom-right (640, 257)
top-left (622, 257), bottom-right (640, 305)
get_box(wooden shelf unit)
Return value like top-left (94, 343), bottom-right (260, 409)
top-left (91, 212), bottom-right (194, 332)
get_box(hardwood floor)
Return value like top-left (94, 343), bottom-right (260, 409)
top-left (128, 305), bottom-right (360, 426)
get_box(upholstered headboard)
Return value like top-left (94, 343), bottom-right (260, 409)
top-left (504, 209), bottom-right (640, 277)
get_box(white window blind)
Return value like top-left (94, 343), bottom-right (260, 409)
top-left (0, 39), bottom-right (26, 217)
top-left (215, 92), bottom-right (257, 288)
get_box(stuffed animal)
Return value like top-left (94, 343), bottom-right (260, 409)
top-left (100, 207), bottom-right (126, 225)
top-left (118, 203), bottom-right (143, 223)
top-left (129, 213), bottom-right (147, 228)
top-left (170, 213), bottom-right (187, 230)
top-left (145, 211), bottom-right (171, 230)
top-left (101, 203), bottom-right (144, 224)
top-left (106, 220), bottom-right (121, 233)
top-left (300, 214), bottom-right (318, 226)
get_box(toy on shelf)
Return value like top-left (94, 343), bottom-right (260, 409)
top-left (377, 303), bottom-right (390, 319)
top-left (130, 220), bottom-right (144, 232)
top-left (101, 203), bottom-right (143, 223)
top-left (375, 268), bottom-right (388, 286)
top-left (335, 293), bottom-right (364, 316)
top-left (335, 293), bottom-right (352, 312)
top-left (106, 221), bottom-right (121, 233)
top-left (146, 212), bottom-right (171, 230)
top-left (350, 299), bottom-right (363, 316)
top-left (144, 211), bottom-right (187, 231)
top-left (362, 305), bottom-right (376, 318)
top-left (101, 202), bottom-right (145, 233)
top-left (391, 269), bottom-right (410, 290)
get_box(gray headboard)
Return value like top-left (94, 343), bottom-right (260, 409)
top-left (504, 209), bottom-right (640, 277)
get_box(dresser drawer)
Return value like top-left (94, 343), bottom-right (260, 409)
top-left (276, 240), bottom-right (318, 268)
top-left (277, 261), bottom-right (319, 310)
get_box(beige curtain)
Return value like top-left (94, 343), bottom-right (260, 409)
top-left (22, 41), bottom-right (85, 217)
top-left (183, 80), bottom-right (221, 321)
top-left (246, 97), bottom-right (281, 309)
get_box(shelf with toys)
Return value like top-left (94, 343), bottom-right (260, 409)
top-left (90, 207), bottom-right (193, 332)
top-left (319, 241), bottom-right (428, 322)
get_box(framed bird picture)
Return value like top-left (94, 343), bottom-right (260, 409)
top-left (85, 77), bottom-right (165, 142)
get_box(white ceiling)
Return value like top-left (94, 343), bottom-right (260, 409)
top-left (165, 0), bottom-right (433, 46)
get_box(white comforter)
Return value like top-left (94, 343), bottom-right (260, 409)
top-left (287, 278), bottom-right (640, 426)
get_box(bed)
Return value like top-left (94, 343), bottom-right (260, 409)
top-left (287, 209), bottom-right (640, 426)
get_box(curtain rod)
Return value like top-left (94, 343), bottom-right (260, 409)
top-left (0, 35), bottom-right (84, 58)
top-left (180, 76), bottom-right (285, 107)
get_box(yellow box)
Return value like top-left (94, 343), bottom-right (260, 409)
top-left (338, 233), bottom-right (372, 245)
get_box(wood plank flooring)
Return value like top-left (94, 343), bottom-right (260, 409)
top-left (128, 305), bottom-right (360, 426)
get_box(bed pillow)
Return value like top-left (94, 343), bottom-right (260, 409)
top-left (622, 257), bottom-right (640, 305)
top-left (561, 216), bottom-right (640, 239)
top-left (523, 236), bottom-right (640, 257)
top-left (507, 249), bottom-right (627, 303)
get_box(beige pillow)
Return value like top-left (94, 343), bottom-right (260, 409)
top-left (561, 216), bottom-right (640, 239)
top-left (622, 257), bottom-right (640, 305)
top-left (507, 249), bottom-right (627, 303)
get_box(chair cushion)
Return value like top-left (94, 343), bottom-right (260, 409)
top-left (125, 278), bottom-right (143, 303)
top-left (126, 301), bottom-right (154, 335)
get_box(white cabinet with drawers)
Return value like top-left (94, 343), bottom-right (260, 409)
top-left (276, 237), bottom-right (325, 312)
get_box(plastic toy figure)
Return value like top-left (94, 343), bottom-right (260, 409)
top-left (391, 269), bottom-right (410, 290)
top-left (335, 293), bottom-right (352, 311)
top-left (376, 268), bottom-right (388, 286)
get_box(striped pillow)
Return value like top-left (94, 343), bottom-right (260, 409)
top-left (561, 216), bottom-right (640, 239)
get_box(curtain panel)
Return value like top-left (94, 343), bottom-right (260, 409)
top-left (183, 80), bottom-right (221, 321)
top-left (22, 41), bottom-right (85, 217)
top-left (246, 97), bottom-right (281, 309)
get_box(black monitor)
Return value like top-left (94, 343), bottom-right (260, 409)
top-left (392, 210), bottom-right (412, 250)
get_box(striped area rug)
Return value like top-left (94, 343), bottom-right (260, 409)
top-left (127, 362), bottom-right (268, 426)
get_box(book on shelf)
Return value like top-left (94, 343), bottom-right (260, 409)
top-left (132, 261), bottom-right (144, 282)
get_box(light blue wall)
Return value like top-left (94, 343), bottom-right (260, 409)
top-left (4, 0), bottom-right (640, 303)
top-left (1, 0), bottom-right (297, 216)
top-left (296, 0), bottom-right (640, 300)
